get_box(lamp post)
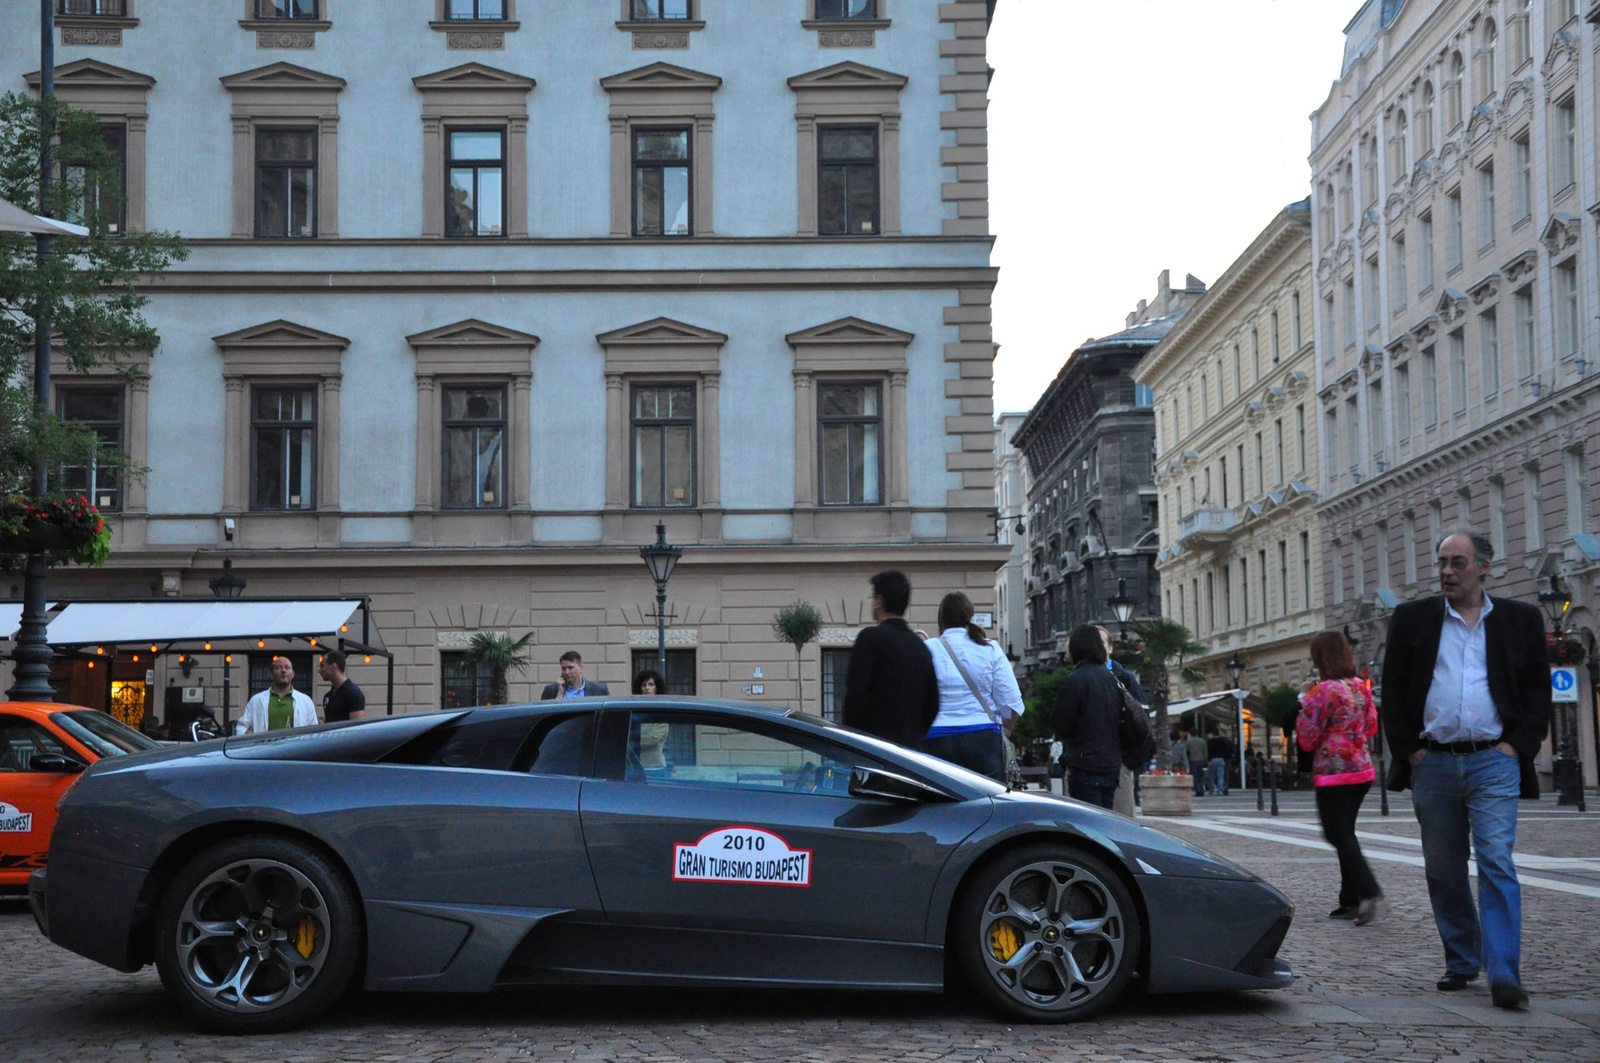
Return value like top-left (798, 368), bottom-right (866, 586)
top-left (1226, 651), bottom-right (1252, 807)
top-left (639, 522), bottom-right (682, 677)
top-left (1539, 574), bottom-right (1587, 810)
top-left (1368, 655), bottom-right (1390, 816)
top-left (209, 559), bottom-right (246, 732)
top-left (1107, 578), bottom-right (1135, 644)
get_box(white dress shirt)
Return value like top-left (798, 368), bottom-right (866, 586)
top-left (235, 687), bottom-right (320, 735)
top-left (1423, 593), bottom-right (1503, 743)
top-left (927, 628), bottom-right (1025, 731)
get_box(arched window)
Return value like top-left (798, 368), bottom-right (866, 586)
top-left (1389, 110), bottom-right (1408, 183)
top-left (1509, 0), bottom-right (1533, 69)
top-left (1418, 82), bottom-right (1435, 157)
top-left (1360, 135), bottom-right (1378, 207)
top-left (1319, 182), bottom-right (1335, 242)
top-left (1338, 160), bottom-right (1354, 229)
top-left (1445, 52), bottom-right (1464, 129)
top-left (1474, 20), bottom-right (1498, 101)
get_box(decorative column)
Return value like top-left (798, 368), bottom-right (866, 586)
top-left (317, 375), bottom-right (341, 511)
top-left (317, 114), bottom-right (339, 237)
top-left (701, 371), bottom-right (721, 508)
top-left (793, 372), bottom-right (815, 506)
top-left (508, 117), bottom-right (529, 237)
top-left (608, 117), bottom-right (630, 237)
top-left (881, 112), bottom-right (902, 235)
top-left (229, 116), bottom-right (252, 238)
top-left (222, 377), bottom-right (247, 513)
top-left (605, 372), bottom-right (627, 509)
top-left (421, 117), bottom-right (443, 237)
top-left (124, 377), bottom-right (149, 513)
top-left (888, 368), bottom-right (909, 505)
top-left (414, 375), bottom-right (437, 511)
top-left (511, 372), bottom-right (532, 508)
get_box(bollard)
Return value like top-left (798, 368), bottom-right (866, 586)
top-left (1269, 755), bottom-right (1279, 816)
top-left (1256, 756), bottom-right (1265, 811)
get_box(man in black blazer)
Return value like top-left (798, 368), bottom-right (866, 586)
top-left (1381, 530), bottom-right (1550, 1010)
top-left (539, 650), bottom-right (610, 700)
top-left (841, 570), bottom-right (939, 751)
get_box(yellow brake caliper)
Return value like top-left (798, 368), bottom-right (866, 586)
top-left (294, 918), bottom-right (319, 959)
top-left (989, 920), bottom-right (1021, 963)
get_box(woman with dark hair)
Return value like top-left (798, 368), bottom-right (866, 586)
top-left (1052, 624), bottom-right (1145, 809)
top-left (632, 670), bottom-right (667, 696)
top-left (631, 669), bottom-right (670, 770)
top-left (923, 591), bottom-right (1024, 781)
top-left (1298, 628), bottom-right (1385, 925)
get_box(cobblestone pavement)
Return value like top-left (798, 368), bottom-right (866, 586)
top-left (2, 792), bottom-right (1598, 1063)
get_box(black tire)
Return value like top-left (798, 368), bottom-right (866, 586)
top-left (953, 843), bottom-right (1141, 1023)
top-left (154, 835), bottom-right (363, 1034)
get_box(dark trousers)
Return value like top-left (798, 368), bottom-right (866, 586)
top-left (924, 729), bottom-right (1006, 783)
top-left (1067, 769), bottom-right (1121, 809)
top-left (1315, 780), bottom-right (1382, 906)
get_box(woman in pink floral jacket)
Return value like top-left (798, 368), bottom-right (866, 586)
top-left (1297, 629), bottom-right (1385, 925)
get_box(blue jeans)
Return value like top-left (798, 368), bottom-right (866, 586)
top-left (1209, 757), bottom-right (1228, 796)
top-left (1412, 747), bottom-right (1523, 987)
top-left (924, 729), bottom-right (1006, 783)
top-left (1190, 762), bottom-right (1208, 795)
top-left (1067, 769), bottom-right (1121, 810)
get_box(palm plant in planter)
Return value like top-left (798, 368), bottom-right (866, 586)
top-left (464, 631), bottom-right (533, 705)
top-left (1125, 618), bottom-right (1207, 773)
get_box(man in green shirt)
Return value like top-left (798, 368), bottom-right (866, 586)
top-left (237, 656), bottom-right (318, 735)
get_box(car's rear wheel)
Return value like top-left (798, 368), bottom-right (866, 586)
top-left (154, 836), bottom-right (362, 1033)
top-left (954, 844), bottom-right (1140, 1022)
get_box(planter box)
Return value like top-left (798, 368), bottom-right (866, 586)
top-left (1139, 772), bottom-right (1193, 816)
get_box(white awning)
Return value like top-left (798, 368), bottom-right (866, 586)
top-left (0, 195), bottom-right (89, 236)
top-left (1162, 688), bottom-right (1250, 719)
top-left (0, 602), bottom-right (57, 642)
top-left (28, 599), bottom-right (378, 649)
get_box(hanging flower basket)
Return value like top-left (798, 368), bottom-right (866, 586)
top-left (0, 494), bottom-right (112, 568)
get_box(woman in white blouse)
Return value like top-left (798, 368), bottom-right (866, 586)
top-left (924, 591), bottom-right (1025, 781)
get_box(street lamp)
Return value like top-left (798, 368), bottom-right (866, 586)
top-left (1107, 578), bottom-right (1136, 643)
top-left (209, 558), bottom-right (246, 733)
top-left (1225, 651), bottom-right (1254, 807)
top-left (1368, 655), bottom-right (1390, 816)
top-left (639, 522), bottom-right (683, 676)
top-left (1538, 573), bottom-right (1586, 810)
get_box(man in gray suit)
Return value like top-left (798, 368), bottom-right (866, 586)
top-left (540, 650), bottom-right (610, 699)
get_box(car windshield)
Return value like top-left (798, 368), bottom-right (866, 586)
top-left (49, 710), bottom-right (161, 757)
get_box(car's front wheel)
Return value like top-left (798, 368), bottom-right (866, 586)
top-left (954, 844), bottom-right (1141, 1022)
top-left (154, 836), bottom-right (362, 1033)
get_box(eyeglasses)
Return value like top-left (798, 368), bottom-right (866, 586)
top-left (1434, 556), bottom-right (1478, 571)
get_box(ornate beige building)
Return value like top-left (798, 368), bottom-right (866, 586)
top-left (1, 2), bottom-right (1007, 720)
top-left (1311, 0), bottom-right (1600, 788)
top-left (1138, 203), bottom-right (1322, 705)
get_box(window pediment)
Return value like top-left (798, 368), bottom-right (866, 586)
top-left (787, 61), bottom-right (908, 92)
top-left (786, 316), bottom-right (911, 374)
top-left (407, 319), bottom-right (540, 348)
top-left (1542, 212), bottom-right (1582, 257)
top-left (408, 318), bottom-right (537, 377)
top-left (213, 319), bottom-right (348, 378)
top-left (221, 61), bottom-right (347, 94)
top-left (26, 57), bottom-right (154, 92)
top-left (786, 316), bottom-right (913, 346)
top-left (1435, 287), bottom-right (1468, 324)
top-left (600, 62), bottom-right (723, 94)
top-left (1502, 247), bottom-right (1538, 284)
top-left (598, 317), bottom-right (727, 375)
top-left (411, 62), bottom-right (535, 94)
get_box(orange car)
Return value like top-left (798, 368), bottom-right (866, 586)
top-left (0, 702), bottom-right (161, 893)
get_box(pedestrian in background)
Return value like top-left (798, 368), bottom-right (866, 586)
top-left (925, 591), bottom-right (1024, 782)
top-left (1206, 730), bottom-right (1233, 796)
top-left (1053, 624), bottom-right (1144, 809)
top-left (1298, 628), bottom-right (1385, 925)
top-left (541, 650), bottom-right (609, 699)
top-left (1381, 530), bottom-right (1550, 1009)
top-left (630, 669), bottom-right (670, 771)
top-left (236, 656), bottom-right (317, 735)
top-left (842, 570), bottom-right (939, 750)
top-left (1171, 729), bottom-right (1190, 774)
top-left (1099, 626), bottom-right (1149, 817)
top-left (318, 649), bottom-right (365, 722)
top-left (1183, 727), bottom-right (1210, 795)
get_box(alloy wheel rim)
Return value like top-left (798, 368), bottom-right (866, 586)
top-left (174, 858), bottom-right (330, 1012)
top-left (978, 859), bottom-right (1125, 1011)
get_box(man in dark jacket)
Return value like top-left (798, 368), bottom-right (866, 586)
top-left (1053, 624), bottom-right (1147, 809)
top-left (1381, 530), bottom-right (1550, 1010)
top-left (1206, 732), bottom-right (1233, 796)
top-left (841, 571), bottom-right (939, 750)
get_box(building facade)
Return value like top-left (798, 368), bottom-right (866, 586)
top-left (1, 1), bottom-right (1008, 718)
top-left (993, 410), bottom-right (1029, 661)
top-left (1012, 272), bottom-right (1205, 667)
top-left (1311, 0), bottom-right (1600, 786)
top-left (1137, 203), bottom-right (1323, 701)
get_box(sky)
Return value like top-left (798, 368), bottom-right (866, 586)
top-left (988, 0), bottom-right (1358, 415)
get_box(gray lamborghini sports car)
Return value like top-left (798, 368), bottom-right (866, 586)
top-left (29, 699), bottom-right (1293, 1033)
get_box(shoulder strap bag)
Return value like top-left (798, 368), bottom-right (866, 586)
top-left (937, 635), bottom-right (1022, 787)
top-left (1110, 669), bottom-right (1150, 751)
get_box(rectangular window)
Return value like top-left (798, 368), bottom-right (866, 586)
top-left (1254, 432), bottom-right (1264, 493)
top-left (1367, 381), bottom-right (1383, 460)
top-left (1567, 448), bottom-right (1588, 537)
top-left (818, 125), bottom-right (879, 236)
top-left (1300, 531), bottom-right (1312, 606)
top-left (820, 648), bottom-right (850, 722)
top-left (1240, 555), bottom-right (1250, 625)
top-left (1427, 500), bottom-right (1442, 556)
top-left (1556, 260), bottom-right (1580, 357)
top-left (1525, 463), bottom-right (1543, 550)
top-left (816, 0), bottom-right (878, 18)
top-left (1490, 479), bottom-right (1507, 557)
top-left (65, 123), bottom-right (126, 236)
top-left (1278, 541), bottom-right (1289, 616)
top-left (442, 386), bottom-right (506, 509)
top-left (1513, 286), bottom-right (1535, 379)
top-left (1259, 548), bottom-right (1269, 620)
top-left (1273, 418), bottom-right (1284, 485)
top-left (1404, 512), bottom-right (1418, 585)
top-left (1222, 564), bottom-right (1232, 627)
top-left (1322, 293), bottom-right (1335, 361)
top-left (631, 649), bottom-right (697, 695)
top-left (1292, 291), bottom-right (1303, 349)
top-left (449, 0), bottom-right (506, 17)
top-left (1344, 396), bottom-right (1359, 470)
top-left (1376, 523), bottom-right (1390, 591)
top-left (1220, 455), bottom-right (1229, 507)
top-left (1457, 486), bottom-right (1471, 527)
top-left (1422, 346), bottom-right (1438, 424)
top-left (818, 382), bottom-right (882, 506)
top-left (1396, 364), bottom-right (1412, 440)
top-left (1206, 572), bottom-right (1215, 633)
top-left (61, 0), bottom-right (126, 13)
top-left (1445, 189), bottom-right (1462, 270)
top-left (631, 384), bottom-right (695, 508)
top-left (1513, 133), bottom-right (1531, 221)
top-left (1448, 330), bottom-right (1467, 413)
top-left (256, 0), bottom-right (317, 17)
top-left (441, 652), bottom-right (496, 709)
top-left (1134, 383), bottom-right (1153, 407)
top-left (633, 127), bottom-right (691, 237)
top-left (1477, 163), bottom-right (1495, 248)
top-left (630, 0), bottom-right (689, 18)
top-left (254, 128), bottom-right (316, 238)
top-left (55, 386), bottom-right (123, 511)
top-left (1332, 542), bottom-right (1344, 606)
top-left (1270, 310), bottom-right (1281, 364)
top-left (1419, 212), bottom-right (1435, 291)
top-left (1343, 279), bottom-right (1356, 348)
top-left (1353, 531), bottom-right (1365, 598)
top-left (1390, 234), bottom-right (1406, 307)
top-left (251, 386), bottom-right (315, 511)
top-left (1295, 404), bottom-right (1307, 474)
top-left (1364, 257), bottom-right (1380, 332)
top-left (1555, 95), bottom-right (1577, 192)
top-left (446, 129), bottom-right (505, 237)
top-left (1480, 308), bottom-right (1500, 397)
top-left (1252, 328), bottom-right (1261, 378)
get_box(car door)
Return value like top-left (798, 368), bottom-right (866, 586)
top-left (579, 707), bottom-right (992, 972)
top-left (0, 713), bottom-right (88, 881)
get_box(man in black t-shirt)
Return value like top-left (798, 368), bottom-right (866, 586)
top-left (1206, 732), bottom-right (1233, 796)
top-left (318, 649), bottom-right (366, 723)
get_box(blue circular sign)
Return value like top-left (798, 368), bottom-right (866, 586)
top-left (1552, 669), bottom-right (1576, 692)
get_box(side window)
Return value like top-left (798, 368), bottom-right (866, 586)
top-left (626, 713), bottom-right (880, 795)
top-left (0, 716), bottom-right (73, 772)
top-left (515, 713), bottom-right (596, 777)
top-left (388, 711), bottom-right (595, 776)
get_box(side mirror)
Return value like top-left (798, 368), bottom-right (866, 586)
top-left (29, 752), bottom-right (86, 775)
top-left (849, 765), bottom-right (948, 804)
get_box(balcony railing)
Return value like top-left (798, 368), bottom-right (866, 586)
top-left (1176, 508), bottom-right (1238, 544)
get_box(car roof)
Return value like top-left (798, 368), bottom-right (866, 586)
top-left (0, 702), bottom-right (96, 721)
top-left (470, 696), bottom-right (795, 718)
